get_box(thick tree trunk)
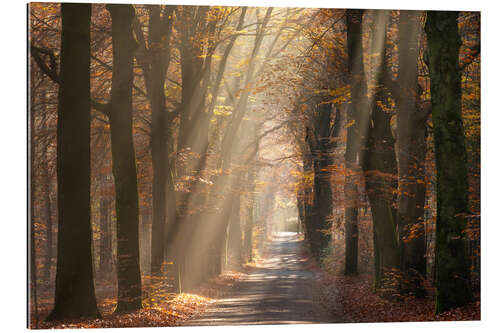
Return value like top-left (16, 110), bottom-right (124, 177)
top-left (47, 3), bottom-right (100, 321)
top-left (29, 72), bottom-right (39, 328)
top-left (344, 104), bottom-right (360, 276)
top-left (148, 5), bottom-right (175, 276)
top-left (344, 9), bottom-right (368, 275)
top-left (42, 148), bottom-right (53, 283)
top-left (107, 4), bottom-right (142, 313)
top-left (308, 103), bottom-right (334, 261)
top-left (425, 11), bottom-right (472, 313)
top-left (362, 33), bottom-right (400, 290)
top-left (396, 10), bottom-right (428, 297)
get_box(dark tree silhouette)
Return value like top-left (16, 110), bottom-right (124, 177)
top-left (344, 8), bottom-right (366, 275)
top-left (362, 31), bottom-right (399, 288)
top-left (425, 10), bottom-right (473, 313)
top-left (47, 3), bottom-right (100, 321)
top-left (106, 3), bottom-right (143, 313)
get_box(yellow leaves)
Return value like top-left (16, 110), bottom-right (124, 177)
top-left (237, 57), bottom-right (250, 68)
top-left (346, 119), bottom-right (356, 128)
top-left (213, 105), bottom-right (233, 116)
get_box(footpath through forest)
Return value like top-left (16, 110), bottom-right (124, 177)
top-left (181, 232), bottom-right (340, 326)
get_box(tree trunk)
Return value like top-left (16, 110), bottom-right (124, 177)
top-left (107, 4), bottom-right (142, 313)
top-left (344, 9), bottom-right (368, 275)
top-left (307, 103), bottom-right (334, 261)
top-left (148, 5), bottom-right (175, 276)
top-left (362, 31), bottom-right (400, 290)
top-left (227, 187), bottom-right (243, 268)
top-left (47, 3), bottom-right (100, 321)
top-left (29, 70), bottom-right (39, 328)
top-left (425, 11), bottom-right (472, 313)
top-left (301, 145), bottom-right (314, 248)
top-left (396, 10), bottom-right (428, 297)
top-left (244, 166), bottom-right (256, 262)
top-left (99, 196), bottom-right (112, 278)
top-left (362, 96), bottom-right (399, 290)
top-left (42, 144), bottom-right (54, 283)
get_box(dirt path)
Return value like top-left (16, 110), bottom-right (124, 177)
top-left (181, 232), bottom-right (339, 326)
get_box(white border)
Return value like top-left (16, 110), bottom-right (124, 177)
top-left (3, 1), bottom-right (498, 332)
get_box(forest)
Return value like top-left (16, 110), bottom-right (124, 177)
top-left (28, 2), bottom-right (480, 329)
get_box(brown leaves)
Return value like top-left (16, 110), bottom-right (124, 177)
top-left (318, 273), bottom-right (480, 323)
top-left (37, 292), bottom-right (213, 329)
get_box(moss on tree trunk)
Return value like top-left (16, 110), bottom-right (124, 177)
top-left (425, 10), bottom-right (473, 313)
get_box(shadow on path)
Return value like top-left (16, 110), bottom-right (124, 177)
top-left (181, 232), bottom-right (337, 326)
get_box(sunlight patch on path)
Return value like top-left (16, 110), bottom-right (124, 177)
top-left (181, 232), bottom-right (335, 326)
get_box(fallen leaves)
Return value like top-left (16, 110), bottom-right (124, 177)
top-left (317, 273), bottom-right (480, 323)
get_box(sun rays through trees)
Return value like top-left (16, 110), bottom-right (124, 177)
top-left (28, 3), bottom-right (480, 328)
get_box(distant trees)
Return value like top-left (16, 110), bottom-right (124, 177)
top-left (47, 3), bottom-right (100, 321)
top-left (305, 102), bottom-right (340, 261)
top-left (134, 4), bottom-right (176, 278)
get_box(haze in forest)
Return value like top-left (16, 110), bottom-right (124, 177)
top-left (28, 3), bottom-right (480, 329)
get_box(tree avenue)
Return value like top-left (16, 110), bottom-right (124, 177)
top-left (29, 3), bottom-right (480, 328)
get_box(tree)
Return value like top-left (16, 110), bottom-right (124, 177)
top-left (47, 3), bottom-right (100, 321)
top-left (393, 10), bottom-right (428, 297)
top-left (425, 10), bottom-right (472, 313)
top-left (98, 180), bottom-right (113, 278)
top-left (361, 27), bottom-right (399, 289)
top-left (29, 64), bottom-right (39, 329)
top-left (344, 8), bottom-right (367, 275)
top-left (305, 102), bottom-right (340, 261)
top-left (133, 5), bottom-right (176, 277)
top-left (106, 3), bottom-right (143, 313)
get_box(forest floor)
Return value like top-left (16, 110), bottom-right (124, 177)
top-left (33, 262), bottom-right (243, 328)
top-left (31, 232), bottom-right (479, 329)
top-left (317, 268), bottom-right (481, 323)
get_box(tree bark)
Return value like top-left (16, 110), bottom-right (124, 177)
top-left (47, 3), bottom-right (100, 321)
top-left (396, 10), bottom-right (428, 297)
top-left (29, 68), bottom-right (39, 328)
top-left (106, 4), bottom-right (142, 313)
top-left (244, 166), bottom-right (257, 262)
top-left (361, 29), bottom-right (400, 290)
top-left (147, 5), bottom-right (175, 276)
top-left (344, 9), bottom-right (367, 275)
top-left (227, 179), bottom-right (243, 268)
top-left (99, 195), bottom-right (112, 278)
top-left (306, 102), bottom-right (335, 261)
top-left (42, 133), bottom-right (54, 283)
top-left (425, 11), bottom-right (472, 313)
